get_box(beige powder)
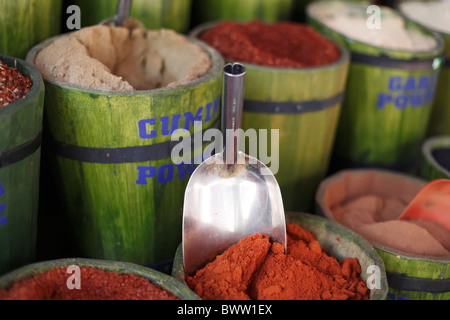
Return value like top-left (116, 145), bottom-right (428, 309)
top-left (34, 25), bottom-right (212, 91)
top-left (309, 1), bottom-right (437, 51)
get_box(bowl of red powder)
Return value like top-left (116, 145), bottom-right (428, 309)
top-left (0, 258), bottom-right (200, 300)
top-left (316, 169), bottom-right (450, 300)
top-left (172, 212), bottom-right (388, 300)
top-left (190, 20), bottom-right (350, 213)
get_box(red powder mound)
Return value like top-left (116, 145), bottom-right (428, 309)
top-left (0, 60), bottom-right (32, 108)
top-left (185, 223), bottom-right (370, 300)
top-left (0, 266), bottom-right (179, 300)
top-left (199, 20), bottom-right (340, 68)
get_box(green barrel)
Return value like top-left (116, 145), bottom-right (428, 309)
top-left (192, 0), bottom-right (295, 24)
top-left (26, 36), bottom-right (223, 266)
top-left (420, 136), bottom-right (450, 180)
top-left (0, 0), bottom-right (62, 59)
top-left (397, 1), bottom-right (450, 137)
top-left (307, 1), bottom-right (445, 172)
top-left (191, 23), bottom-right (350, 212)
top-left (0, 258), bottom-right (200, 300)
top-left (0, 54), bottom-right (45, 275)
top-left (71, 0), bottom-right (192, 33)
top-left (172, 212), bottom-right (388, 300)
top-left (315, 169), bottom-right (450, 300)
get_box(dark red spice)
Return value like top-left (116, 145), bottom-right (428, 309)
top-left (0, 59), bottom-right (32, 108)
top-left (199, 20), bottom-right (340, 68)
top-left (0, 266), bottom-right (180, 300)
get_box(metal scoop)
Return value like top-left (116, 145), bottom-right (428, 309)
top-left (100, 0), bottom-right (133, 27)
top-left (399, 179), bottom-right (450, 230)
top-left (182, 63), bottom-right (287, 276)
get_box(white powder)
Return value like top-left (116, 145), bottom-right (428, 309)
top-left (400, 1), bottom-right (450, 34)
top-left (309, 1), bottom-right (437, 51)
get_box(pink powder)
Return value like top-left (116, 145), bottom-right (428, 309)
top-left (332, 195), bottom-right (450, 257)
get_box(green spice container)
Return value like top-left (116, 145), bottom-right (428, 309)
top-left (191, 21), bottom-right (350, 212)
top-left (0, 258), bottom-right (201, 300)
top-left (316, 169), bottom-right (450, 300)
top-left (307, 0), bottom-right (445, 172)
top-left (172, 212), bottom-right (388, 300)
top-left (192, 0), bottom-right (295, 24)
top-left (0, 0), bottom-right (62, 59)
top-left (26, 26), bottom-right (223, 266)
top-left (398, 0), bottom-right (450, 137)
top-left (0, 54), bottom-right (45, 275)
top-left (420, 135), bottom-right (450, 180)
top-left (72, 0), bottom-right (192, 33)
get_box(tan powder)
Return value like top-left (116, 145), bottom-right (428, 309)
top-left (34, 25), bottom-right (212, 91)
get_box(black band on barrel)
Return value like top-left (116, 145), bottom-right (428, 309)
top-left (386, 271), bottom-right (450, 294)
top-left (351, 52), bottom-right (445, 71)
top-left (0, 131), bottom-right (42, 168)
top-left (244, 92), bottom-right (344, 114)
top-left (49, 120), bottom-right (220, 164)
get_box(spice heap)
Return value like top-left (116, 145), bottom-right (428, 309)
top-left (34, 25), bottom-right (211, 91)
top-left (0, 60), bottom-right (32, 108)
top-left (186, 223), bottom-right (370, 300)
top-left (199, 20), bottom-right (340, 68)
top-left (0, 266), bottom-right (179, 300)
top-left (309, 1), bottom-right (437, 51)
top-left (332, 195), bottom-right (450, 256)
top-left (400, 1), bottom-right (450, 34)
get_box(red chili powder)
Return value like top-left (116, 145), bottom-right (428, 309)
top-left (0, 266), bottom-right (179, 300)
top-left (185, 223), bottom-right (370, 300)
top-left (0, 59), bottom-right (32, 108)
top-left (199, 20), bottom-right (340, 68)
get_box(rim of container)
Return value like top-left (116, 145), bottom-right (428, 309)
top-left (0, 53), bottom-right (43, 113)
top-left (189, 20), bottom-right (351, 72)
top-left (25, 34), bottom-right (224, 96)
top-left (306, 0), bottom-right (445, 58)
top-left (423, 135), bottom-right (450, 179)
top-left (316, 168), bottom-right (450, 262)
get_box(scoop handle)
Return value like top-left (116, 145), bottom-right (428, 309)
top-left (115, 0), bottom-right (133, 26)
top-left (222, 63), bottom-right (246, 168)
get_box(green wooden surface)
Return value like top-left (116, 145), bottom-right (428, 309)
top-left (72, 0), bottom-right (192, 33)
top-left (26, 37), bottom-right (223, 266)
top-left (0, 258), bottom-right (201, 300)
top-left (193, 0), bottom-right (295, 23)
top-left (242, 44), bottom-right (350, 213)
top-left (307, 1), bottom-right (445, 170)
top-left (427, 66), bottom-right (450, 137)
top-left (0, 54), bottom-right (45, 276)
top-left (0, 0), bottom-right (61, 59)
top-left (396, 1), bottom-right (450, 137)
